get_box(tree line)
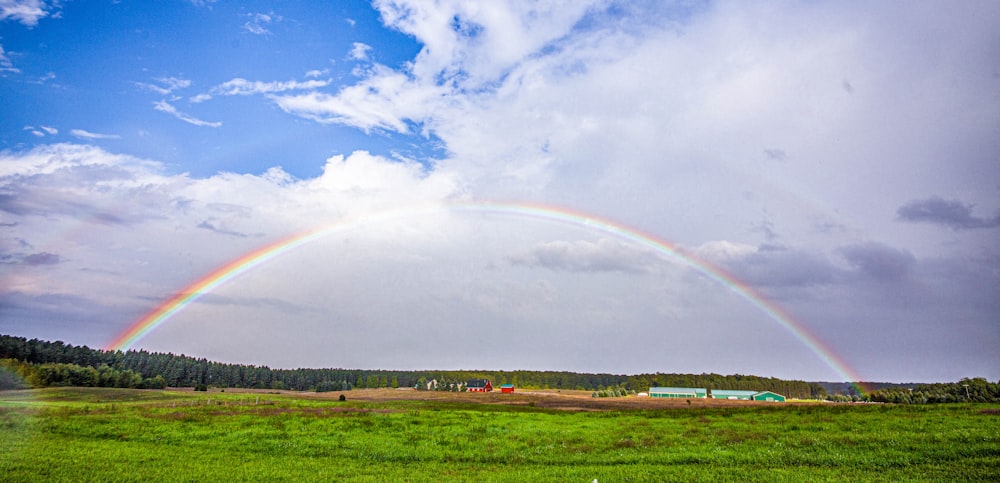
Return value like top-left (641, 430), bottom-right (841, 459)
top-left (0, 334), bottom-right (824, 397)
top-left (4, 333), bottom-right (996, 402)
top-left (864, 379), bottom-right (1000, 403)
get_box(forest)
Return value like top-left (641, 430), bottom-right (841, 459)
top-left (2, 334), bottom-right (997, 402)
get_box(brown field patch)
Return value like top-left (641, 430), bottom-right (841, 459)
top-left (225, 387), bottom-right (824, 411)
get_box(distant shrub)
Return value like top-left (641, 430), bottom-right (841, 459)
top-left (194, 384), bottom-right (208, 392)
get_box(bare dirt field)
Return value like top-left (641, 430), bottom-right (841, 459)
top-left (208, 387), bottom-right (817, 411)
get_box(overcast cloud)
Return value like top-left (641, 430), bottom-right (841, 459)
top-left (1, 1), bottom-right (997, 383)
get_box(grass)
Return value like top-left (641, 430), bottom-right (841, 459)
top-left (1, 388), bottom-right (998, 481)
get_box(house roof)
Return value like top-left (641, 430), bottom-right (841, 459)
top-left (499, 384), bottom-right (514, 388)
top-left (466, 379), bottom-right (491, 388)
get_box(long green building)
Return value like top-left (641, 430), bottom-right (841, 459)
top-left (711, 389), bottom-right (758, 400)
top-left (710, 389), bottom-right (786, 402)
top-left (649, 387), bottom-right (708, 398)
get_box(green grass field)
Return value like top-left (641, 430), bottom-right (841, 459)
top-left (1, 388), bottom-right (998, 481)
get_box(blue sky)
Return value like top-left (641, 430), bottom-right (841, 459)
top-left (2, 0), bottom-right (435, 177)
top-left (2, 1), bottom-right (998, 383)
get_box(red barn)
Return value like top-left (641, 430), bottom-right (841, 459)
top-left (500, 384), bottom-right (514, 393)
top-left (467, 379), bottom-right (493, 392)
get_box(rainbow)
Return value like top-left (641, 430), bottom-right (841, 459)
top-left (106, 201), bottom-right (869, 390)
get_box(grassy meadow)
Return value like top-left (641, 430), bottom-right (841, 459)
top-left (1, 387), bottom-right (998, 481)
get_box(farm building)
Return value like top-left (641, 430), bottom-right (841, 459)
top-left (711, 389), bottom-right (758, 400)
top-left (467, 379), bottom-right (493, 392)
top-left (711, 389), bottom-right (786, 402)
top-left (649, 387), bottom-right (708, 398)
top-left (500, 384), bottom-right (515, 393)
top-left (752, 391), bottom-right (785, 402)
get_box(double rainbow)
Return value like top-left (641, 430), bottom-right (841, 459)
top-left (106, 201), bottom-right (868, 389)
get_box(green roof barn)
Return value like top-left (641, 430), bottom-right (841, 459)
top-left (649, 387), bottom-right (707, 398)
top-left (752, 391), bottom-right (786, 402)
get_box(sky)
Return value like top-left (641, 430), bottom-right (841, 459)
top-left (1, 0), bottom-right (998, 383)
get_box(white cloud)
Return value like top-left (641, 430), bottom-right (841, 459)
top-left (0, 44), bottom-right (20, 73)
top-left (70, 129), bottom-right (121, 140)
top-left (349, 42), bottom-right (372, 61)
top-left (137, 76), bottom-right (192, 95)
top-left (189, 93), bottom-right (212, 103)
top-left (251, 1), bottom-right (604, 133)
top-left (158, 76), bottom-right (191, 91)
top-left (21, 124), bottom-right (57, 137)
top-left (244, 12), bottom-right (280, 35)
top-left (0, 0), bottom-right (51, 27)
top-left (153, 100), bottom-right (222, 127)
top-left (0, 144), bottom-right (457, 315)
top-left (209, 77), bottom-right (331, 96)
top-left (271, 65), bottom-right (442, 133)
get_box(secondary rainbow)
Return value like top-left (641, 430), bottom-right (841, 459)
top-left (106, 201), bottom-right (869, 388)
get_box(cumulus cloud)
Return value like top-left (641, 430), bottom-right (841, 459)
top-left (0, 144), bottom-right (174, 222)
top-left (153, 100), bottom-right (222, 127)
top-left (373, 0), bottom-right (602, 86)
top-left (897, 196), bottom-right (1000, 230)
top-left (258, 1), bottom-right (601, 133)
top-left (0, 143), bottom-right (460, 338)
top-left (349, 42), bottom-right (372, 61)
top-left (0, 0), bottom-right (52, 27)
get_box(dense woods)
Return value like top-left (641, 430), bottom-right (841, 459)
top-left (2, 334), bottom-right (996, 402)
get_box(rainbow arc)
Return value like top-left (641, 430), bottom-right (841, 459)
top-left (106, 201), bottom-right (870, 391)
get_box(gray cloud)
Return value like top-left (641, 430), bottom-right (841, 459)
top-left (0, 290), bottom-right (126, 348)
top-left (0, 151), bottom-right (174, 224)
top-left (897, 197), bottom-right (1000, 230)
top-left (22, 252), bottom-right (60, 265)
top-left (838, 242), bottom-right (915, 281)
top-left (509, 238), bottom-right (663, 274)
top-left (0, 187), bottom-right (131, 224)
top-left (722, 244), bottom-right (838, 288)
top-left (762, 148), bottom-right (786, 161)
top-left (196, 221), bottom-right (258, 238)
